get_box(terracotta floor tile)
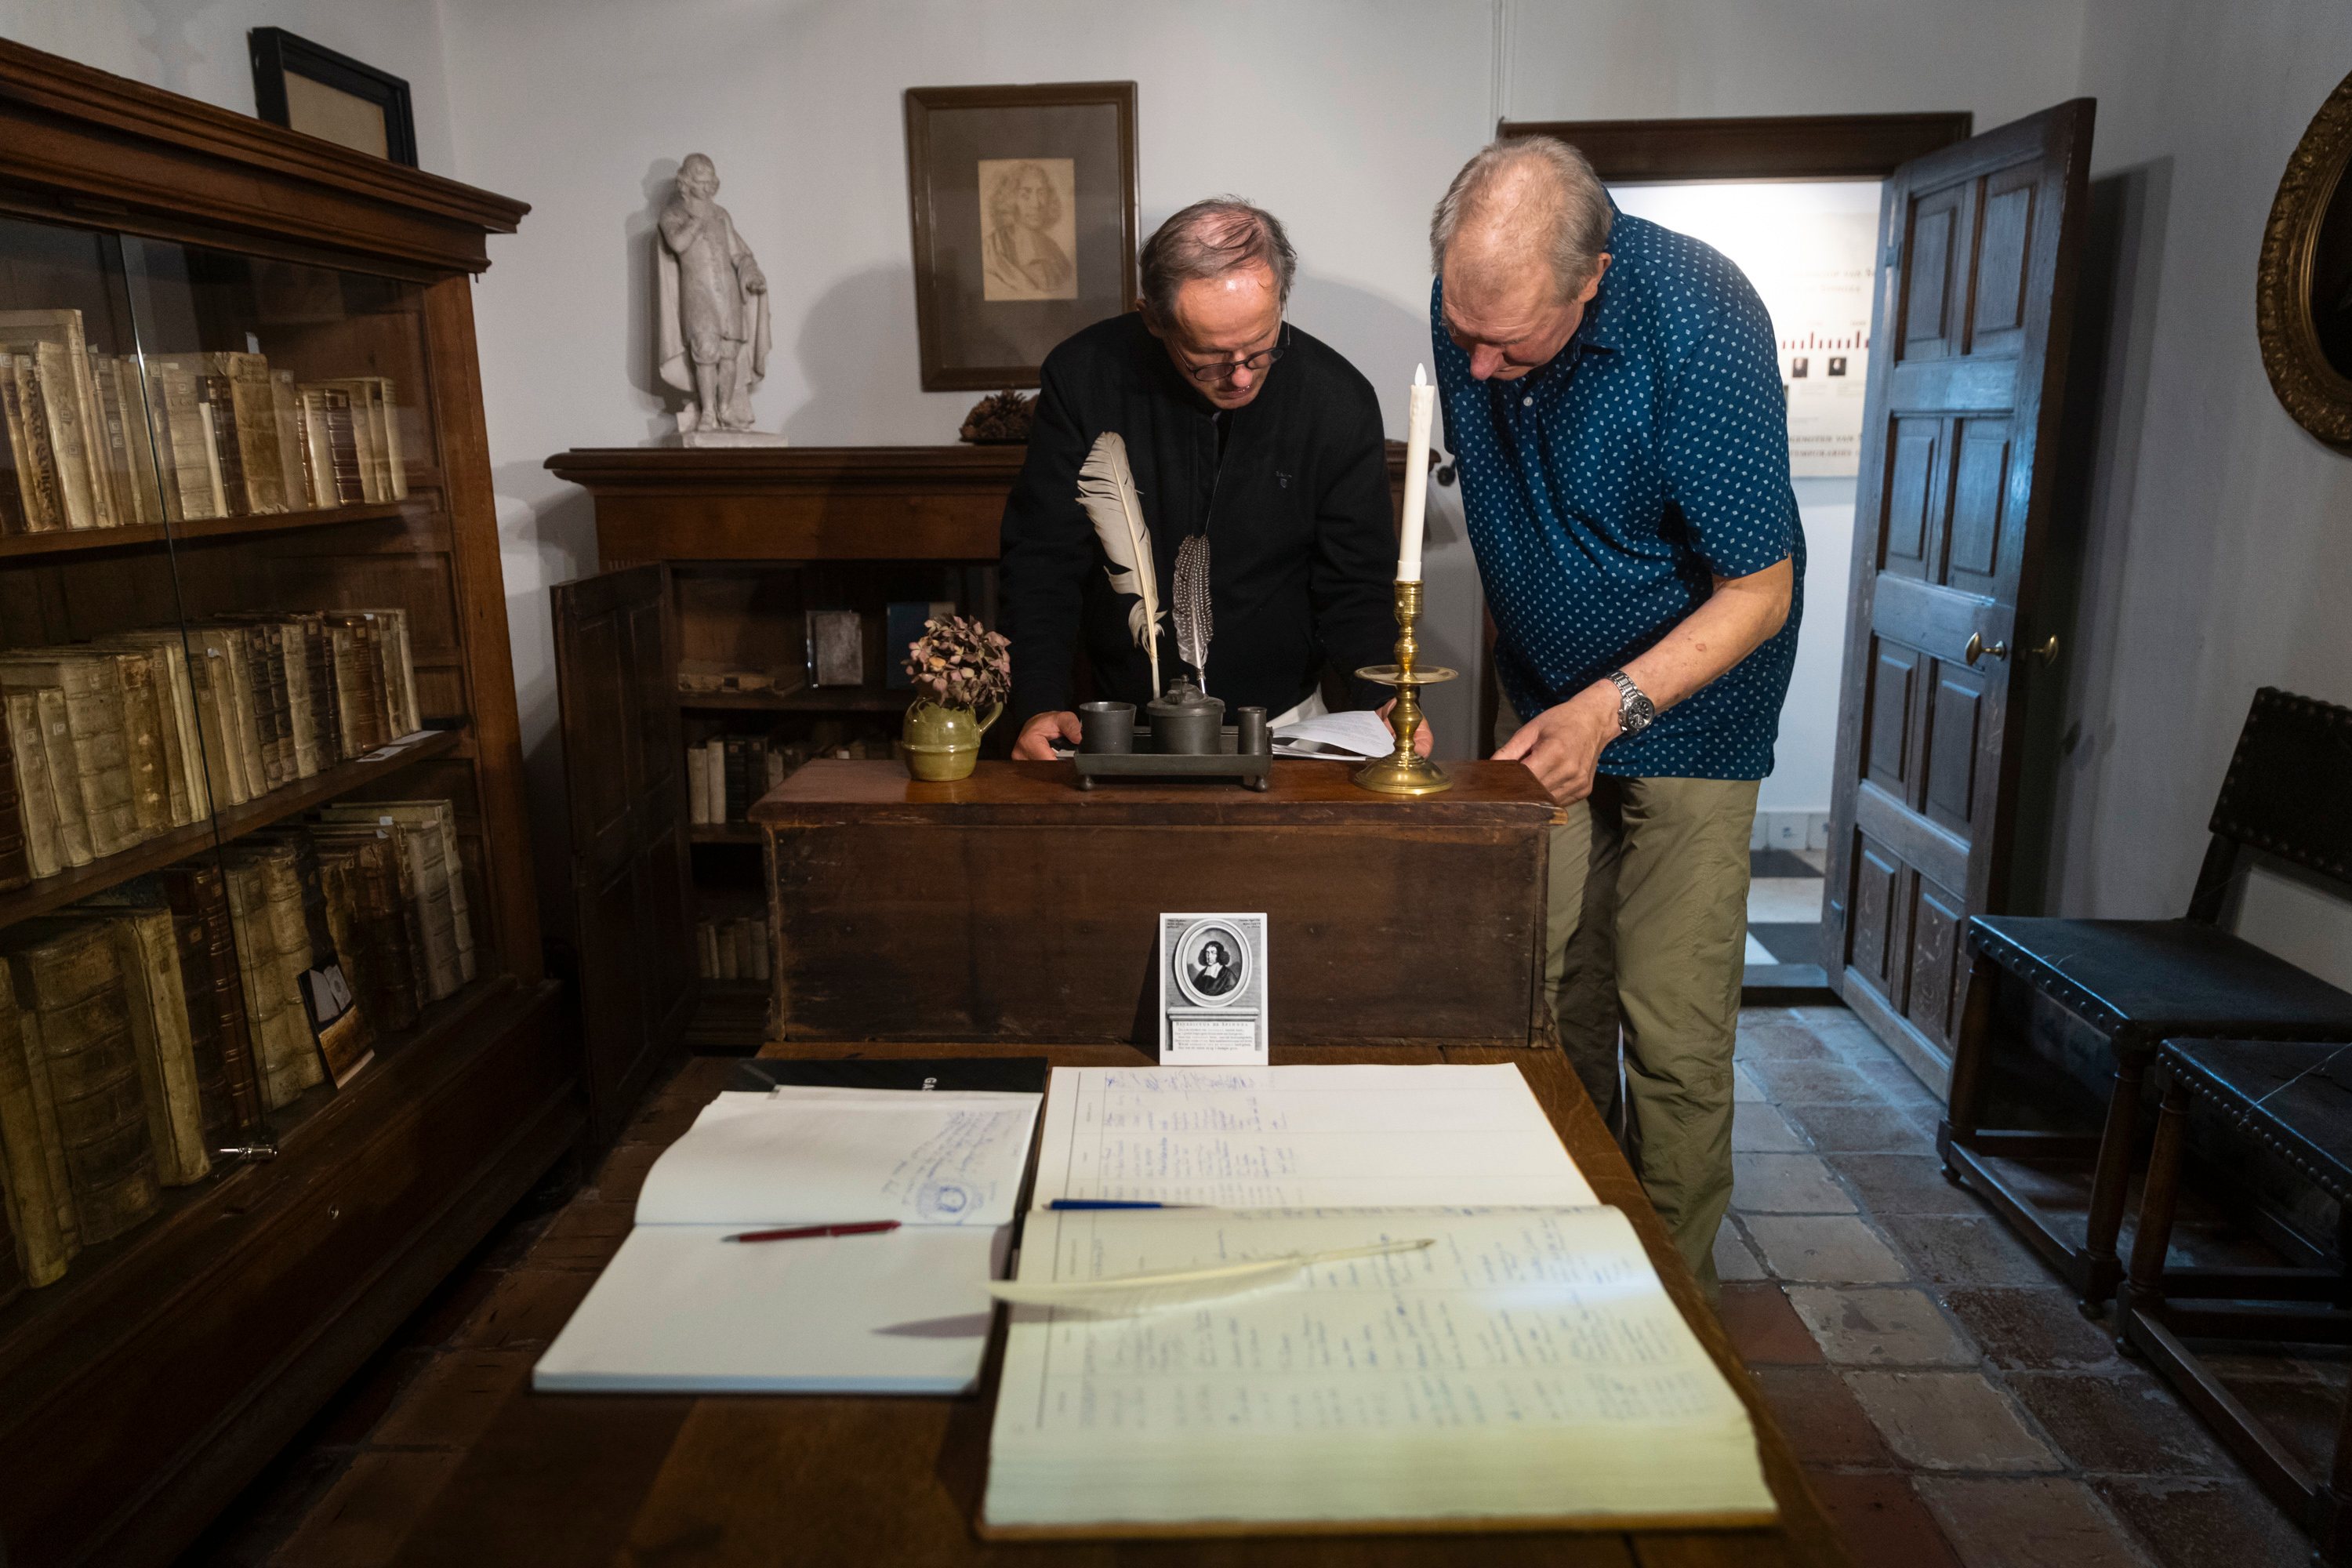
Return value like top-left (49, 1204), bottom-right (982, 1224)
top-left (455, 1268), bottom-right (595, 1352)
top-left (1826, 1152), bottom-right (1991, 1216)
top-left (1854, 1054), bottom-right (1945, 1111)
top-left (1804, 1470), bottom-right (1965, 1568)
top-left (369, 1349), bottom-right (534, 1451)
top-left (1714, 1221), bottom-right (1769, 1282)
top-left (1880, 1214), bottom-right (2060, 1287)
top-left (1719, 1282), bottom-right (1826, 1366)
top-left (1733, 1151), bottom-right (1857, 1214)
top-left (2091, 1475), bottom-right (2309, 1568)
top-left (1735, 1062), bottom-right (1767, 1102)
top-left (1754, 1366), bottom-right (1893, 1465)
top-left (1735, 1017), bottom-right (1842, 1062)
top-left (2005, 1371), bottom-right (2232, 1476)
top-left (1783, 1099), bottom-right (1939, 1152)
top-left (270, 1450), bottom-right (466, 1568)
top-left (1733, 1100), bottom-right (1811, 1152)
top-left (1915, 1475), bottom-right (2154, 1568)
top-left (1940, 1287), bottom-right (2118, 1371)
top-left (1745, 1214), bottom-right (1911, 1283)
top-left (1745, 1055), bottom-right (1882, 1104)
top-left (1843, 1370), bottom-right (2060, 1472)
top-left (1787, 1286), bottom-right (1975, 1367)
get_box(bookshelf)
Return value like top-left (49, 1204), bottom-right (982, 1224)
top-left (0, 40), bottom-right (568, 1568)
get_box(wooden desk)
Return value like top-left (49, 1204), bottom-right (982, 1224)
top-left (753, 760), bottom-right (1563, 1047)
top-left (384, 1040), bottom-right (1847, 1567)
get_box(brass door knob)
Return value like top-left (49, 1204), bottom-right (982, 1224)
top-left (2033, 635), bottom-right (2060, 666)
top-left (1963, 633), bottom-right (2009, 665)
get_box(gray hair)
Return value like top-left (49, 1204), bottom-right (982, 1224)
top-left (1140, 198), bottom-right (1296, 321)
top-left (1429, 137), bottom-right (1611, 299)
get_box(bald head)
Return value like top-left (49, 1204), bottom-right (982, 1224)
top-left (1431, 137), bottom-right (1611, 303)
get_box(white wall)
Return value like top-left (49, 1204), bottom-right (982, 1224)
top-left (2049, 0), bottom-right (2352, 982)
top-left (0, 0), bottom-right (458, 175)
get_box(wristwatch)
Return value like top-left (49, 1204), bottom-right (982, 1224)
top-left (1606, 670), bottom-right (1655, 737)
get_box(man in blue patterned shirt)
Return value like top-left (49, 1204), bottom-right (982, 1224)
top-left (1429, 138), bottom-right (1802, 1293)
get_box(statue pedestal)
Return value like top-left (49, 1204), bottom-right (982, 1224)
top-left (677, 429), bottom-right (792, 448)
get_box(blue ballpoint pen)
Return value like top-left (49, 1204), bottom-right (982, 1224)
top-left (1044, 1200), bottom-right (1204, 1211)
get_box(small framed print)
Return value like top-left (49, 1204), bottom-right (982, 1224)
top-left (1159, 913), bottom-right (1269, 1066)
top-left (249, 27), bottom-right (419, 166)
top-left (903, 82), bottom-right (1139, 390)
top-left (808, 610), bottom-right (866, 688)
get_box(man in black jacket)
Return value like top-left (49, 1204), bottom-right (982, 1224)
top-left (1000, 198), bottom-right (1416, 758)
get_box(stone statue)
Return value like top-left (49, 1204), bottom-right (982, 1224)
top-left (657, 153), bottom-right (776, 441)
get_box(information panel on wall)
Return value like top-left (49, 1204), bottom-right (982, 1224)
top-left (1610, 180), bottom-right (1882, 480)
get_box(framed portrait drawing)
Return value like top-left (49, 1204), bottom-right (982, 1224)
top-left (248, 27), bottom-right (419, 167)
top-left (904, 82), bottom-right (1139, 391)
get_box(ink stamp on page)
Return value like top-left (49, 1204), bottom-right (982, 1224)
top-left (1158, 913), bottom-right (1269, 1065)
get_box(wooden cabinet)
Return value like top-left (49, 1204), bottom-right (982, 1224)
top-left (0, 41), bottom-right (571, 1566)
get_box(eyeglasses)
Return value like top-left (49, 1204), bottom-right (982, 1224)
top-left (1178, 322), bottom-right (1289, 383)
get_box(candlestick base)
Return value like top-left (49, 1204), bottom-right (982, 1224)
top-left (1352, 579), bottom-right (1458, 796)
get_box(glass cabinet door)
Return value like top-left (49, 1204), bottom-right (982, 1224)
top-left (0, 209), bottom-right (493, 1298)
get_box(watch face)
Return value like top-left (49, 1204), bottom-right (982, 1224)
top-left (1620, 685), bottom-right (1655, 735)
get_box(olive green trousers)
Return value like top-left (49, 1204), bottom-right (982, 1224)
top-left (1546, 774), bottom-right (1759, 1298)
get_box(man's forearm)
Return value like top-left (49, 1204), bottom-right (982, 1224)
top-left (1617, 557), bottom-right (1793, 713)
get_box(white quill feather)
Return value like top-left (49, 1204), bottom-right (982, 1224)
top-left (1076, 432), bottom-right (1162, 698)
top-left (987, 1238), bottom-right (1433, 1318)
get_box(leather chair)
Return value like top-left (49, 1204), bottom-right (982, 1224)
top-left (1940, 687), bottom-right (2352, 1305)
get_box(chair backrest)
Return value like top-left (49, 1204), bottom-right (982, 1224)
top-left (2187, 687), bottom-right (2352, 921)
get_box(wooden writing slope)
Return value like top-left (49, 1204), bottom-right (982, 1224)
top-left (379, 1040), bottom-right (1849, 1566)
top-left (750, 758), bottom-right (1562, 1046)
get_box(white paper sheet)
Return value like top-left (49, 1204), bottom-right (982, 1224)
top-left (1030, 1063), bottom-right (1595, 1210)
top-left (1270, 708), bottom-right (1398, 760)
top-left (534, 1222), bottom-right (1008, 1393)
top-left (636, 1098), bottom-right (1040, 1227)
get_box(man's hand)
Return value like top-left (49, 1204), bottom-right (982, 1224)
top-left (1374, 700), bottom-right (1436, 757)
top-left (1013, 710), bottom-right (1080, 760)
top-left (1494, 684), bottom-right (1619, 804)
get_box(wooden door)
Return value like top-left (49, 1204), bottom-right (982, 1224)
top-left (554, 562), bottom-right (693, 1142)
top-left (1824, 101), bottom-right (2094, 1087)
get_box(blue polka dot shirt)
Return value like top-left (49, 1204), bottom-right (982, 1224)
top-left (1432, 203), bottom-right (1804, 781)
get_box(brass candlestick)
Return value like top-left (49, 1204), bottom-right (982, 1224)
top-left (1354, 578), bottom-right (1458, 795)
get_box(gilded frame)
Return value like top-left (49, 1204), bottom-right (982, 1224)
top-left (2257, 68), bottom-right (2352, 449)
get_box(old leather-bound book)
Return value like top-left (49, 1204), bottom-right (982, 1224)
top-left (0, 690), bottom-right (28, 892)
top-left (224, 851), bottom-right (321, 1109)
top-left (143, 358), bottom-right (223, 523)
top-left (73, 902), bottom-right (208, 1186)
top-left (317, 801), bottom-right (469, 993)
top-left (296, 387), bottom-right (365, 508)
top-left (2, 350), bottom-right (65, 532)
top-left (102, 648), bottom-right (169, 843)
top-left (0, 652), bottom-right (136, 858)
top-left (1, 920), bottom-right (160, 1243)
top-left (159, 863), bottom-right (263, 1134)
top-left (152, 354), bottom-right (281, 516)
top-left (268, 371), bottom-right (307, 511)
top-left (93, 630), bottom-right (201, 825)
top-left (3, 339), bottom-right (100, 530)
top-left (353, 609), bottom-right (421, 738)
top-left (251, 830), bottom-right (369, 1082)
top-left (324, 615), bottom-right (385, 757)
top-left (316, 832), bottom-right (419, 1031)
top-left (218, 623), bottom-right (290, 791)
top-left (0, 969), bottom-right (77, 1286)
top-left (3, 691), bottom-right (57, 880)
top-left (107, 357), bottom-right (167, 527)
top-left (29, 687), bottom-right (93, 867)
top-left (292, 614), bottom-right (341, 766)
top-left (183, 627), bottom-right (252, 808)
top-left (223, 619), bottom-right (317, 780)
top-left (210, 626), bottom-right (270, 799)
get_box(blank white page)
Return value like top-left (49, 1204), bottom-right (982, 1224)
top-left (1029, 1063), bottom-right (1594, 1210)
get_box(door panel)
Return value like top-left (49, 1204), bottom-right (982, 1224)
top-left (1824, 99), bottom-right (2094, 1087)
top-left (553, 562), bottom-right (693, 1143)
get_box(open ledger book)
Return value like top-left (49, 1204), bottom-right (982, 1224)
top-left (534, 1087), bottom-right (1040, 1394)
top-left (984, 1064), bottom-right (1777, 1534)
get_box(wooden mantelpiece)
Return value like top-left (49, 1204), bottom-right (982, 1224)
top-left (546, 441), bottom-right (1419, 568)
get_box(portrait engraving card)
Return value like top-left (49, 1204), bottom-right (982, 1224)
top-left (1158, 913), bottom-right (1269, 1066)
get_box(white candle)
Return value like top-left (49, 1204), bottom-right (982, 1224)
top-left (1396, 363), bottom-right (1435, 582)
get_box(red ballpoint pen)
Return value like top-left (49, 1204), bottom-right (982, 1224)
top-left (723, 1220), bottom-right (902, 1243)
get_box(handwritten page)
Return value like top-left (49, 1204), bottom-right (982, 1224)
top-left (1271, 708), bottom-right (1399, 760)
top-left (1030, 1063), bottom-right (1596, 1210)
top-left (986, 1206), bottom-right (1775, 1528)
top-left (635, 1098), bottom-right (1039, 1227)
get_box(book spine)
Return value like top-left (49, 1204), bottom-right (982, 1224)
top-left (279, 625), bottom-right (319, 779)
top-left (184, 636), bottom-right (250, 808)
top-left (84, 349), bottom-right (136, 530)
top-left (0, 972), bottom-right (75, 1285)
top-left (166, 895), bottom-right (234, 1153)
top-left (97, 910), bottom-right (209, 1186)
top-left (0, 691), bottom-right (26, 892)
top-left (223, 354), bottom-right (286, 515)
top-left (14, 345), bottom-right (96, 529)
top-left (686, 744), bottom-right (710, 826)
top-left (5, 926), bottom-right (160, 1243)
top-left (160, 865), bottom-right (264, 1134)
top-left (270, 371), bottom-right (307, 511)
top-left (111, 651), bottom-right (169, 842)
top-left (2, 692), bottom-right (57, 880)
top-left (113, 358), bottom-right (168, 525)
top-left (32, 688), bottom-right (93, 867)
top-left (223, 860), bottom-right (306, 1109)
top-left (198, 376), bottom-right (249, 515)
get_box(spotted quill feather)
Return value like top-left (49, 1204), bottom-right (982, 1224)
top-left (1172, 533), bottom-right (1212, 695)
top-left (986, 1238), bottom-right (1433, 1319)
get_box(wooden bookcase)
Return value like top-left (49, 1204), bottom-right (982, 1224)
top-left (0, 42), bottom-right (572, 1567)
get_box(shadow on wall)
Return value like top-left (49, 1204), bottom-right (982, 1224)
top-left (627, 158), bottom-right (688, 442)
top-left (496, 461), bottom-right (599, 949)
top-left (774, 263), bottom-right (931, 444)
top-left (133, 0), bottom-right (216, 98)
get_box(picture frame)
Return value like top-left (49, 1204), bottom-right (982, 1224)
top-left (2258, 67), bottom-right (2352, 450)
top-left (248, 27), bottom-right (419, 167)
top-left (903, 82), bottom-right (1139, 392)
top-left (1158, 912), bottom-right (1269, 1066)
